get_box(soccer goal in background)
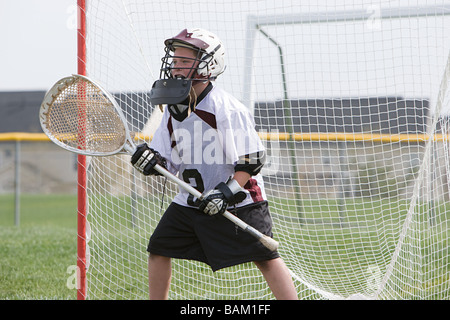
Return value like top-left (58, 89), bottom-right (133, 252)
top-left (76, 0), bottom-right (450, 299)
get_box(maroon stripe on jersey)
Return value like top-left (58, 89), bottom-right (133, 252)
top-left (167, 116), bottom-right (176, 148)
top-left (194, 109), bottom-right (217, 129)
top-left (244, 178), bottom-right (264, 203)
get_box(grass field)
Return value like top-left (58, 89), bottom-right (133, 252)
top-left (1, 193), bottom-right (449, 300)
top-left (0, 194), bottom-right (78, 300)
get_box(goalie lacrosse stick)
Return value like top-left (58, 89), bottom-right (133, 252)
top-left (39, 74), bottom-right (279, 252)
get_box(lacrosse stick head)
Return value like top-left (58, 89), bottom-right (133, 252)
top-left (40, 74), bottom-right (135, 156)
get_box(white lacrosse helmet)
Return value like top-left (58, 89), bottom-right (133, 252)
top-left (161, 28), bottom-right (226, 81)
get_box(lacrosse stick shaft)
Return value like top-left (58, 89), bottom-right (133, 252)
top-left (151, 164), bottom-right (279, 252)
top-left (128, 143), bottom-right (278, 251)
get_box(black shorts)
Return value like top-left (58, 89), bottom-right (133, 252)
top-left (147, 201), bottom-right (279, 271)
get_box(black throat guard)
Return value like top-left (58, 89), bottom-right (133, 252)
top-left (150, 79), bottom-right (214, 122)
top-left (150, 78), bottom-right (194, 122)
top-left (149, 78), bottom-right (192, 106)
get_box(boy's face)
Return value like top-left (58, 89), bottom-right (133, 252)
top-left (170, 46), bottom-right (200, 80)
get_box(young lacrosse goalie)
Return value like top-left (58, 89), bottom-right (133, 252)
top-left (130, 28), bottom-right (298, 300)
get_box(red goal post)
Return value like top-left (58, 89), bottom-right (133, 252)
top-left (76, 0), bottom-right (87, 300)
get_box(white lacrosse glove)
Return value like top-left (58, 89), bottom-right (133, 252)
top-left (198, 179), bottom-right (247, 216)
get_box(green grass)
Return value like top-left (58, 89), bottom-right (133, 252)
top-left (0, 194), bottom-right (78, 299)
top-left (268, 197), bottom-right (450, 299)
top-left (1, 193), bottom-right (449, 300)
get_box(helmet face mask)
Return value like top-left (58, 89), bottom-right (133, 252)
top-left (160, 43), bottom-right (205, 81)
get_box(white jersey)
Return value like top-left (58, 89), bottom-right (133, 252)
top-left (150, 85), bottom-right (267, 208)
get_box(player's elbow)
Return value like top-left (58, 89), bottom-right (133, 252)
top-left (234, 151), bottom-right (266, 176)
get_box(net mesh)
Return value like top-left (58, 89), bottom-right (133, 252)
top-left (81, 1), bottom-right (450, 300)
top-left (43, 77), bottom-right (127, 154)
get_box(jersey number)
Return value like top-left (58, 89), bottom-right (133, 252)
top-left (182, 169), bottom-right (205, 206)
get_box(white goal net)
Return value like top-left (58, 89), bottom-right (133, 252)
top-left (81, 0), bottom-right (450, 299)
